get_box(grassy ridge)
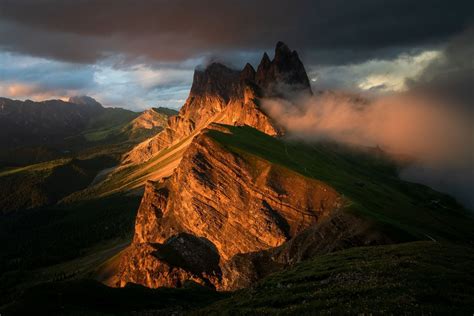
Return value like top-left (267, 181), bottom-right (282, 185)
top-left (207, 125), bottom-right (474, 242)
top-left (0, 156), bottom-right (118, 213)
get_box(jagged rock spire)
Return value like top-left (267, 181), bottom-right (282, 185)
top-left (189, 62), bottom-right (241, 102)
top-left (240, 63), bottom-right (256, 82)
top-left (274, 41), bottom-right (292, 62)
top-left (189, 42), bottom-right (311, 102)
top-left (256, 41), bottom-right (312, 97)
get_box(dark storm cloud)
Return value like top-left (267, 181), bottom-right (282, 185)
top-left (0, 0), bottom-right (472, 64)
top-left (0, 52), bottom-right (95, 90)
top-left (407, 27), bottom-right (474, 107)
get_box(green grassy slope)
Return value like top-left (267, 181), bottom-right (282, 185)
top-left (67, 133), bottom-right (192, 201)
top-left (86, 107), bottom-right (139, 131)
top-left (80, 107), bottom-right (175, 143)
top-left (0, 156), bottom-right (117, 213)
top-left (207, 125), bottom-right (474, 243)
top-left (77, 108), bottom-right (140, 143)
top-left (197, 241), bottom-right (474, 315)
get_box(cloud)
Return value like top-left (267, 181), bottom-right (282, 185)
top-left (308, 50), bottom-right (441, 93)
top-left (406, 27), bottom-right (474, 107)
top-left (91, 63), bottom-right (193, 109)
top-left (0, 52), bottom-right (95, 90)
top-left (0, 0), bottom-right (472, 64)
top-left (262, 92), bottom-right (474, 208)
top-left (0, 52), bottom-right (193, 109)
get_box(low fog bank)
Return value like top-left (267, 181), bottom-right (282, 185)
top-left (262, 92), bottom-right (473, 209)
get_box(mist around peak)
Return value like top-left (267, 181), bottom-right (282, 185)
top-left (262, 91), bottom-right (473, 209)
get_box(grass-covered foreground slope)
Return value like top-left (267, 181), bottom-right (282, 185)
top-left (197, 241), bottom-right (474, 315)
top-left (67, 133), bottom-right (193, 201)
top-left (207, 125), bottom-right (474, 243)
top-left (3, 241), bottom-right (473, 315)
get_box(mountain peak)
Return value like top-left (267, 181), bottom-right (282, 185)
top-left (274, 41), bottom-right (292, 61)
top-left (260, 52), bottom-right (272, 67)
top-left (68, 95), bottom-right (102, 108)
top-left (240, 63), bottom-right (256, 82)
top-left (256, 42), bottom-right (312, 97)
top-left (189, 63), bottom-right (241, 101)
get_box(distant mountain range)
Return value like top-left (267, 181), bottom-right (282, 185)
top-left (0, 96), bottom-right (177, 166)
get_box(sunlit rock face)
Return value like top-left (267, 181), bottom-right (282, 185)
top-left (116, 127), bottom-right (344, 289)
top-left (127, 108), bottom-right (170, 131)
top-left (122, 42), bottom-right (312, 165)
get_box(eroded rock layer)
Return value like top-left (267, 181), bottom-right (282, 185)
top-left (115, 126), bottom-right (351, 289)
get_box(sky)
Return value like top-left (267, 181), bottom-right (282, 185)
top-left (0, 0), bottom-right (473, 110)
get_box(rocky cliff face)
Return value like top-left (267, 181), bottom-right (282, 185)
top-left (114, 125), bottom-right (352, 289)
top-left (127, 108), bottom-right (169, 131)
top-left (256, 41), bottom-right (312, 97)
top-left (122, 42), bottom-right (311, 165)
top-left (113, 125), bottom-right (394, 290)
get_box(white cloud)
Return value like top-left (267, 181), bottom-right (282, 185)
top-left (0, 51), bottom-right (196, 110)
top-left (308, 50), bottom-right (441, 93)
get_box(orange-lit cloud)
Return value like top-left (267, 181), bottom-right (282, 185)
top-left (262, 92), bottom-right (474, 207)
top-left (0, 83), bottom-right (68, 101)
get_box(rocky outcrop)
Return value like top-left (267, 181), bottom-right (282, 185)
top-left (256, 41), bottom-right (312, 97)
top-left (122, 107), bottom-right (177, 140)
top-left (221, 210), bottom-right (393, 289)
top-left (132, 128), bottom-right (342, 259)
top-left (114, 126), bottom-right (351, 289)
top-left (122, 42), bottom-right (312, 165)
top-left (127, 108), bottom-right (170, 131)
top-left (117, 233), bottom-right (221, 289)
